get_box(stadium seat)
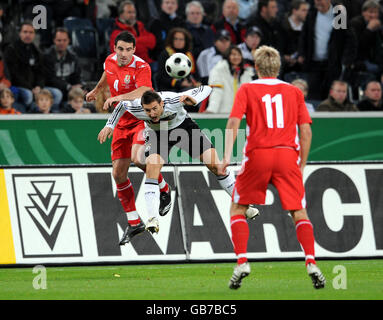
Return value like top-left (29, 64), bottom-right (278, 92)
top-left (63, 17), bottom-right (94, 33)
top-left (96, 18), bottom-right (115, 56)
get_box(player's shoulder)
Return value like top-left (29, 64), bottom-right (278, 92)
top-left (130, 55), bottom-right (150, 69)
top-left (105, 53), bottom-right (118, 64)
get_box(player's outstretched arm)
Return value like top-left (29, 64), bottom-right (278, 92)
top-left (179, 85), bottom-right (212, 106)
top-left (86, 71), bottom-right (107, 102)
top-left (103, 86), bottom-right (152, 110)
top-left (97, 127), bottom-right (113, 144)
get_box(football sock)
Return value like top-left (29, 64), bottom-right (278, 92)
top-left (126, 211), bottom-right (141, 226)
top-left (116, 179), bottom-right (141, 224)
top-left (142, 167), bottom-right (169, 194)
top-left (158, 173), bottom-right (169, 193)
top-left (295, 219), bottom-right (316, 266)
top-left (217, 169), bottom-right (235, 197)
top-left (144, 178), bottom-right (160, 219)
top-left (230, 215), bottom-right (249, 265)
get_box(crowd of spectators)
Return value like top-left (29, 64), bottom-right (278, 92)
top-left (0, 0), bottom-right (383, 115)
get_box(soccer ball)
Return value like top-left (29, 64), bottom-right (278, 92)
top-left (165, 53), bottom-right (192, 79)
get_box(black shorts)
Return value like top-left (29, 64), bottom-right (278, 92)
top-left (144, 117), bottom-right (213, 162)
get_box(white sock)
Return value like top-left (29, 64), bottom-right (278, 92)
top-left (217, 169), bottom-right (236, 197)
top-left (144, 178), bottom-right (160, 219)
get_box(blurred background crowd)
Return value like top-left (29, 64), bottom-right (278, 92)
top-left (0, 0), bottom-right (382, 115)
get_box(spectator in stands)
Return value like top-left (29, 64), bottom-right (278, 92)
top-left (206, 45), bottom-right (255, 113)
top-left (3, 21), bottom-right (63, 111)
top-left (155, 27), bottom-right (200, 94)
top-left (238, 0), bottom-right (258, 20)
top-left (238, 26), bottom-right (262, 65)
top-left (148, 0), bottom-right (186, 61)
top-left (357, 80), bottom-right (383, 111)
top-left (281, 0), bottom-right (309, 76)
top-left (298, 0), bottom-right (357, 100)
top-left (350, 0), bottom-right (383, 82)
top-left (61, 87), bottom-right (96, 113)
top-left (43, 27), bottom-right (82, 102)
top-left (0, 88), bottom-right (20, 114)
top-left (29, 89), bottom-right (56, 114)
top-left (212, 0), bottom-right (247, 45)
top-left (291, 78), bottom-right (315, 113)
top-left (197, 29), bottom-right (232, 84)
top-left (316, 80), bottom-right (358, 112)
top-left (185, 1), bottom-right (215, 60)
top-left (109, 1), bottom-right (156, 64)
top-left (247, 0), bottom-right (286, 54)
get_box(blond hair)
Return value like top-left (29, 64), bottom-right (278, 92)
top-left (36, 89), bottom-right (53, 102)
top-left (68, 87), bottom-right (85, 101)
top-left (252, 45), bottom-right (281, 78)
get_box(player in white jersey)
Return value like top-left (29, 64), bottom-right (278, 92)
top-left (98, 86), bottom-right (259, 233)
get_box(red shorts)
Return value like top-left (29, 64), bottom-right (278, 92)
top-left (232, 147), bottom-right (306, 210)
top-left (111, 122), bottom-right (145, 161)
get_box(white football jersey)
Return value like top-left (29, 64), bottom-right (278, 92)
top-left (105, 86), bottom-right (212, 131)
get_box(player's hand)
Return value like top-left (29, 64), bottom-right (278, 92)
top-left (217, 158), bottom-right (230, 176)
top-left (179, 95), bottom-right (197, 106)
top-left (97, 127), bottom-right (113, 144)
top-left (103, 97), bottom-right (119, 110)
top-left (86, 88), bottom-right (98, 102)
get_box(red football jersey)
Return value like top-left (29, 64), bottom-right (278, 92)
top-left (230, 78), bottom-right (312, 153)
top-left (104, 53), bottom-right (152, 129)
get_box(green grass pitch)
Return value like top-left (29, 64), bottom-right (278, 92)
top-left (0, 260), bottom-right (382, 300)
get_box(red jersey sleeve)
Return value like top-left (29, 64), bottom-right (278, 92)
top-left (230, 84), bottom-right (248, 119)
top-left (296, 88), bottom-right (312, 125)
top-left (135, 63), bottom-right (152, 88)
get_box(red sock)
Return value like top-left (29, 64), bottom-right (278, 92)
top-left (116, 179), bottom-right (141, 224)
top-left (295, 219), bottom-right (316, 266)
top-left (230, 215), bottom-right (249, 265)
top-left (158, 173), bottom-right (169, 193)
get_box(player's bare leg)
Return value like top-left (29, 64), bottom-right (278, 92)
top-left (132, 143), bottom-right (171, 216)
top-left (200, 148), bottom-right (259, 220)
top-left (290, 208), bottom-right (325, 289)
top-left (228, 203), bottom-right (251, 289)
top-left (143, 153), bottom-right (165, 234)
top-left (112, 158), bottom-right (146, 245)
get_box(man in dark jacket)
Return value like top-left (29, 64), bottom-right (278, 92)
top-left (298, 0), bottom-right (357, 100)
top-left (357, 80), bottom-right (383, 111)
top-left (3, 21), bottom-right (45, 107)
top-left (246, 0), bottom-right (286, 54)
top-left (148, 0), bottom-right (186, 61)
top-left (185, 1), bottom-right (215, 60)
top-left (43, 27), bottom-right (82, 101)
top-left (349, 0), bottom-right (383, 80)
top-left (316, 80), bottom-right (358, 111)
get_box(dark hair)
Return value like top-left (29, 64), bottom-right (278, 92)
top-left (141, 90), bottom-right (162, 105)
top-left (20, 20), bottom-right (34, 30)
top-left (257, 0), bottom-right (276, 12)
top-left (291, 0), bottom-right (308, 11)
top-left (223, 45), bottom-right (245, 76)
top-left (165, 27), bottom-right (193, 52)
top-left (54, 27), bottom-right (70, 38)
top-left (114, 31), bottom-right (136, 47)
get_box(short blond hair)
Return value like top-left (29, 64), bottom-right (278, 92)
top-left (36, 89), bottom-right (53, 102)
top-left (252, 45), bottom-right (281, 78)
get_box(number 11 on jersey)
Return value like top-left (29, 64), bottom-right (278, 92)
top-left (262, 94), bottom-right (284, 128)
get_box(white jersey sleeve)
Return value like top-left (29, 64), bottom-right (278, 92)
top-left (105, 98), bottom-right (147, 129)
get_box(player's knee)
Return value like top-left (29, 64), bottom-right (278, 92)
top-left (208, 163), bottom-right (219, 176)
top-left (112, 167), bottom-right (127, 184)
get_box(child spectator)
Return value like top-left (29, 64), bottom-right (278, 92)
top-left (30, 89), bottom-right (54, 114)
top-left (0, 88), bottom-right (20, 114)
top-left (61, 87), bottom-right (96, 113)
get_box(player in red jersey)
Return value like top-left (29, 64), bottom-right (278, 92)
top-left (86, 31), bottom-right (170, 245)
top-left (218, 46), bottom-right (325, 290)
